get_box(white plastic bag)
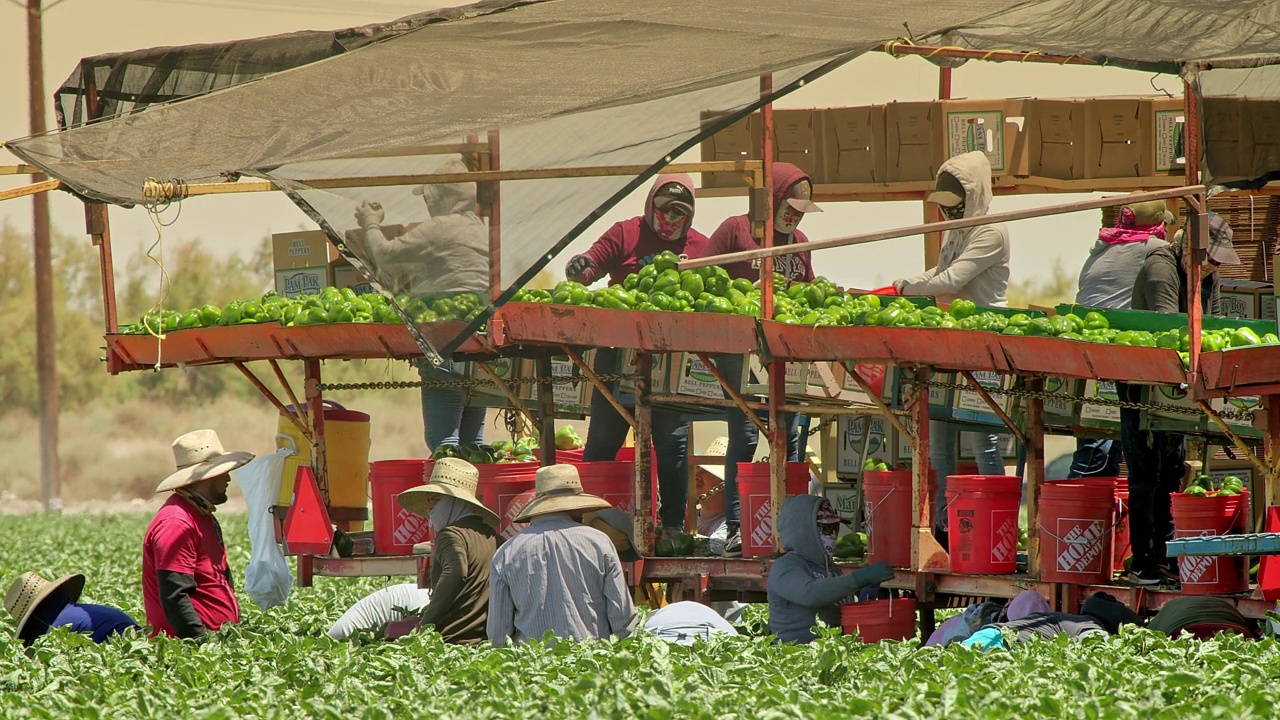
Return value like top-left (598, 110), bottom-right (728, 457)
top-left (232, 439), bottom-right (296, 609)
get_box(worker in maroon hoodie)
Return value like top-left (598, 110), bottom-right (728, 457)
top-left (702, 162), bottom-right (821, 555)
top-left (565, 174), bottom-right (709, 535)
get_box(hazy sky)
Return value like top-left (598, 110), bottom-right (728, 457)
top-left (0, 1), bottom-right (1186, 295)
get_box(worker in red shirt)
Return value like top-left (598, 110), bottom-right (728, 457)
top-left (143, 429), bottom-right (254, 638)
top-left (701, 162), bottom-right (821, 554)
top-left (564, 174), bottom-right (709, 534)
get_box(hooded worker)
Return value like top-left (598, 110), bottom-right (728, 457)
top-left (571, 176), bottom-right (706, 535)
top-left (703, 161), bottom-right (822, 284)
top-left (1068, 200), bottom-right (1174, 480)
top-left (892, 151), bottom-right (1012, 541)
top-left (767, 496), bottom-right (893, 643)
top-left (565, 173), bottom-right (707, 285)
top-left (353, 158), bottom-right (489, 453)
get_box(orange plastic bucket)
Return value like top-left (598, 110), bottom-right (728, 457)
top-left (1113, 484), bottom-right (1130, 572)
top-left (1038, 478), bottom-right (1115, 584)
top-left (862, 470), bottom-right (937, 567)
top-left (573, 461), bottom-right (634, 513)
top-left (370, 459), bottom-right (430, 555)
top-left (946, 475), bottom-right (1022, 574)
top-left (476, 462), bottom-right (539, 540)
top-left (1172, 491), bottom-right (1250, 595)
top-left (737, 462), bottom-right (810, 558)
top-left (841, 598), bottom-right (917, 642)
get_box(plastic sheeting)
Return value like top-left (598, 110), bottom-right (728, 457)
top-left (234, 447), bottom-right (295, 610)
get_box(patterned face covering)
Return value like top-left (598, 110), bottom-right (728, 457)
top-left (651, 206), bottom-right (691, 241)
top-left (820, 526), bottom-right (839, 556)
top-left (940, 203), bottom-right (966, 221)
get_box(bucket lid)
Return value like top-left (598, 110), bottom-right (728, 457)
top-left (281, 402), bottom-right (369, 423)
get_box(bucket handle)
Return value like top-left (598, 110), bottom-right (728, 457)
top-left (275, 434), bottom-right (299, 457)
top-left (1034, 518), bottom-right (1121, 548)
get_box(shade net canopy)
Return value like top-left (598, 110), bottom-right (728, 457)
top-left (10, 0), bottom-right (1032, 362)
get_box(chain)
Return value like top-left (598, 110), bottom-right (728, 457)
top-left (911, 377), bottom-right (1254, 421)
top-left (318, 373), bottom-right (629, 392)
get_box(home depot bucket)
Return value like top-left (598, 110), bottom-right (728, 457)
top-left (1113, 485), bottom-right (1130, 572)
top-left (1038, 478), bottom-right (1116, 584)
top-left (277, 401), bottom-right (371, 510)
top-left (573, 461), bottom-right (635, 513)
top-left (370, 459), bottom-right (430, 555)
top-left (476, 462), bottom-right (539, 540)
top-left (946, 475), bottom-right (1022, 574)
top-left (1171, 491), bottom-right (1250, 595)
top-left (841, 598), bottom-right (917, 642)
top-left (862, 470), bottom-right (937, 567)
top-left (737, 462), bottom-right (810, 558)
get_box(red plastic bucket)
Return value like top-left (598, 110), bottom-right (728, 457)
top-left (1172, 491), bottom-right (1250, 595)
top-left (737, 462), bottom-right (810, 558)
top-left (476, 462), bottom-right (539, 540)
top-left (1038, 478), bottom-right (1115, 584)
top-left (371, 459), bottom-right (431, 555)
top-left (946, 475), bottom-right (1022, 574)
top-left (573, 461), bottom-right (635, 513)
top-left (862, 471), bottom-right (937, 567)
top-left (1113, 485), bottom-right (1130, 572)
top-left (841, 598), bottom-right (917, 642)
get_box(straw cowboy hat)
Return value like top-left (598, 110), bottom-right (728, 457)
top-left (696, 436), bottom-right (730, 482)
top-left (397, 457), bottom-right (499, 526)
top-left (5, 572), bottom-right (85, 642)
top-left (513, 465), bottom-right (612, 522)
top-left (155, 429), bottom-right (255, 494)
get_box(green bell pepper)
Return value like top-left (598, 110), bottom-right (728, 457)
top-left (653, 250), bottom-right (680, 274)
top-left (1083, 311), bottom-right (1109, 331)
top-left (680, 272), bottom-right (705, 298)
top-left (950, 299), bottom-right (977, 320)
top-left (1230, 327), bottom-right (1262, 348)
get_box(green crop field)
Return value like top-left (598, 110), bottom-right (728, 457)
top-left (3, 513), bottom-right (1280, 719)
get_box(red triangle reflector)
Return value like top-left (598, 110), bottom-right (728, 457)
top-left (283, 466), bottom-right (334, 555)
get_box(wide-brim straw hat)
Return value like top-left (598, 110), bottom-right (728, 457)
top-left (514, 465), bottom-right (611, 522)
top-left (696, 436), bottom-right (730, 482)
top-left (5, 572), bottom-right (85, 642)
top-left (155, 429), bottom-right (255, 493)
top-left (397, 457), bottom-right (499, 526)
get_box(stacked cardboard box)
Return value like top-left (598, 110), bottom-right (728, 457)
top-left (272, 231), bottom-right (337, 298)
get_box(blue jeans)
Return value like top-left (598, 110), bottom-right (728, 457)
top-left (583, 349), bottom-right (690, 529)
top-left (417, 359), bottom-right (485, 451)
top-left (1069, 437), bottom-right (1123, 479)
top-left (931, 421), bottom-right (1004, 531)
top-left (1118, 382), bottom-right (1184, 574)
top-left (715, 354), bottom-right (802, 526)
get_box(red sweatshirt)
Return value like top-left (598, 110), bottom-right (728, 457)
top-left (578, 173), bottom-right (710, 286)
top-left (702, 163), bottom-right (816, 283)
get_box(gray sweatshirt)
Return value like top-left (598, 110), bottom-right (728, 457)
top-left (767, 495), bottom-right (864, 643)
top-left (903, 151), bottom-right (1010, 307)
top-left (1076, 237), bottom-right (1169, 309)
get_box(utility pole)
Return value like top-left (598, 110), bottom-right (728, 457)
top-left (27, 0), bottom-right (60, 513)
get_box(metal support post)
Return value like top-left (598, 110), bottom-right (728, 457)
top-left (634, 353), bottom-right (656, 556)
top-left (304, 360), bottom-right (328, 503)
top-left (535, 356), bottom-right (557, 466)
top-left (1025, 377), bottom-right (1046, 578)
top-left (1266, 396), bottom-right (1280, 509)
top-left (769, 360), bottom-right (787, 553)
top-left (909, 368), bottom-right (948, 571)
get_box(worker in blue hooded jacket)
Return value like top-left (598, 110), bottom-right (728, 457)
top-left (767, 496), bottom-right (894, 643)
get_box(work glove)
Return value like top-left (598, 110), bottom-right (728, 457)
top-left (849, 561), bottom-right (895, 589)
top-left (565, 254), bottom-right (595, 281)
top-left (354, 201), bottom-right (385, 229)
top-left (891, 280), bottom-right (908, 294)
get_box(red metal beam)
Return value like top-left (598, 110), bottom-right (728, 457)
top-left (634, 353), bottom-right (656, 557)
top-left (495, 303), bottom-right (758, 355)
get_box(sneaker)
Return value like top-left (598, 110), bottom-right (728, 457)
top-left (1128, 568), bottom-right (1163, 586)
top-left (1157, 565), bottom-right (1182, 586)
top-left (723, 530), bottom-right (743, 557)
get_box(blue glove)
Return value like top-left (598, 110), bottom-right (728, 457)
top-left (565, 254), bottom-right (595, 281)
top-left (850, 561), bottom-right (895, 589)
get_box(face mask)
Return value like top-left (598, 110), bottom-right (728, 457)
top-left (820, 527), bottom-right (838, 556)
top-left (940, 203), bottom-right (966, 221)
top-left (651, 207), bottom-right (689, 242)
top-left (775, 204), bottom-right (804, 235)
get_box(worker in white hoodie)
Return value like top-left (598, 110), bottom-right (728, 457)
top-left (892, 151), bottom-right (1011, 543)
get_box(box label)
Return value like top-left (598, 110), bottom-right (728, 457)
top-left (837, 416), bottom-right (894, 476)
top-left (1081, 380), bottom-right (1121, 424)
top-left (946, 110), bottom-right (1005, 171)
top-left (1153, 109), bottom-right (1185, 173)
top-left (674, 356), bottom-right (726, 400)
top-left (275, 268), bottom-right (329, 298)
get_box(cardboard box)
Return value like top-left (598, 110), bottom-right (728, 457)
top-left (699, 110), bottom-right (760, 188)
top-left (1201, 96), bottom-right (1280, 183)
top-left (518, 353), bottom-right (591, 411)
top-left (467, 357), bottom-right (527, 405)
top-left (273, 230), bottom-right (337, 298)
top-left (1142, 383), bottom-right (1223, 433)
top-left (949, 370), bottom-right (1010, 425)
top-left (1079, 380), bottom-right (1122, 432)
top-left (1025, 99), bottom-right (1087, 179)
top-left (1083, 97), bottom-right (1143, 178)
top-left (330, 258), bottom-right (375, 296)
top-left (1219, 280), bottom-right (1276, 321)
top-left (824, 483), bottom-right (862, 532)
top-left (884, 101), bottom-right (940, 182)
top-left (1145, 96), bottom-right (1186, 175)
top-left (821, 105), bottom-right (886, 183)
top-left (671, 354), bottom-right (731, 400)
top-left (1007, 376), bottom-right (1082, 427)
top-left (1220, 395), bottom-right (1264, 439)
top-left (939, 98), bottom-right (1023, 176)
top-left (772, 109), bottom-right (822, 182)
top-left (836, 415), bottom-right (897, 477)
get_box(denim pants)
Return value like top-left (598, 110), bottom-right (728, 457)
top-left (715, 354), bottom-right (802, 526)
top-left (1118, 382), bottom-right (1184, 574)
top-left (1068, 437), bottom-right (1123, 479)
top-left (930, 421), bottom-right (1004, 531)
top-left (417, 359), bottom-right (485, 451)
top-left (582, 349), bottom-right (690, 529)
